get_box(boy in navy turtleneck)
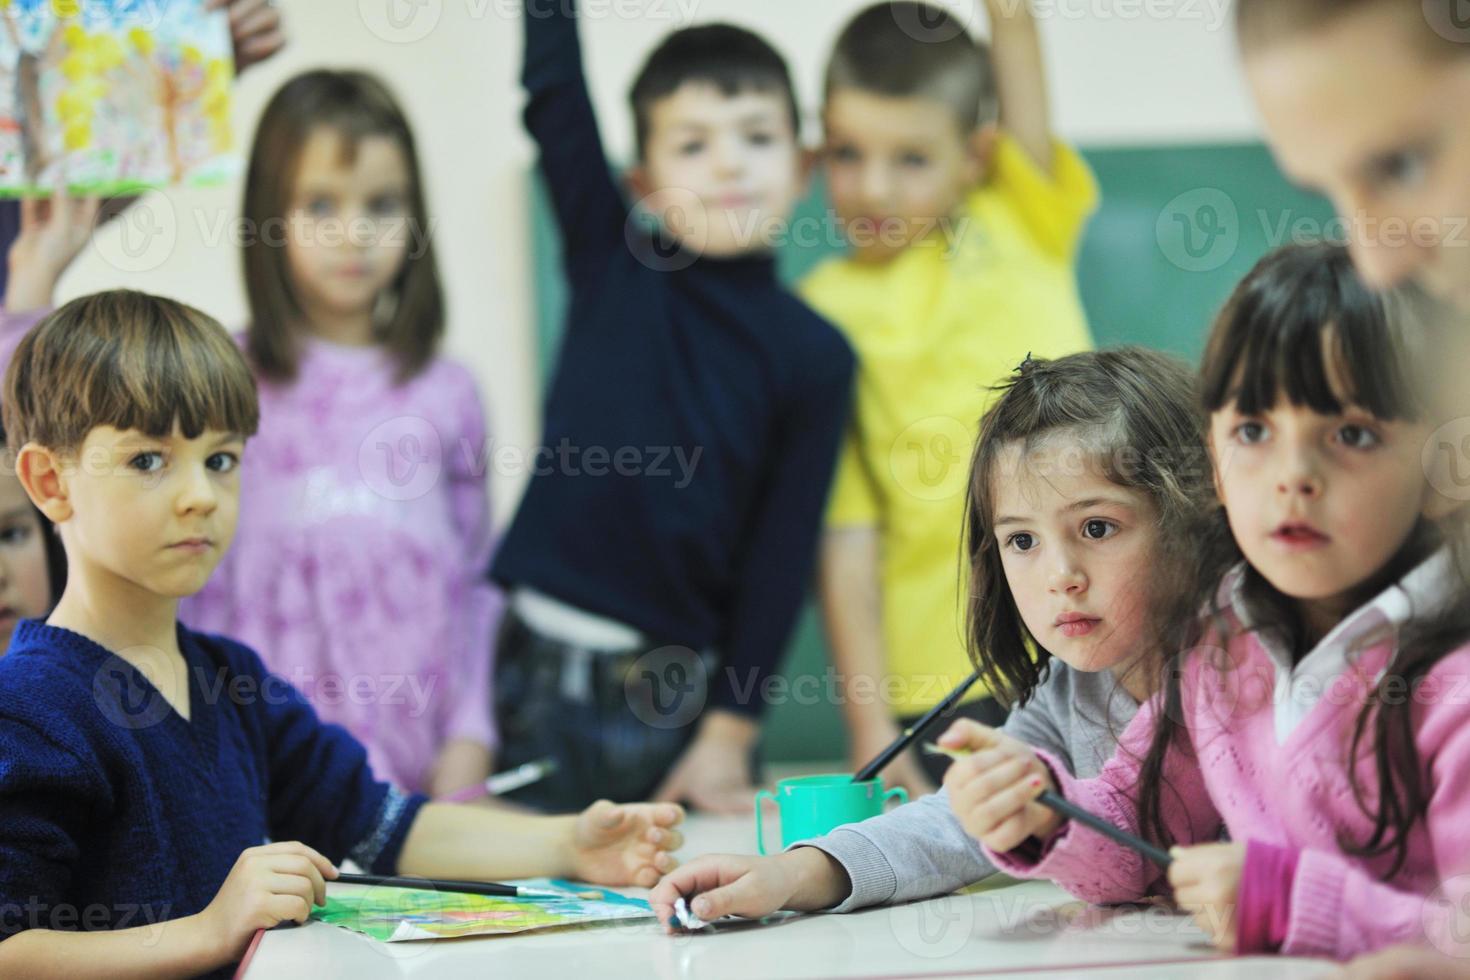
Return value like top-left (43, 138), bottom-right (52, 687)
top-left (0, 291), bottom-right (682, 978)
top-left (492, 1), bottom-right (855, 813)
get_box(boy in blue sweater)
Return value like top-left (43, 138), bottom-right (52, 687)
top-left (493, 0), bottom-right (854, 814)
top-left (0, 291), bottom-right (683, 978)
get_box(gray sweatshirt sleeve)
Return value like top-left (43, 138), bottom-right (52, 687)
top-left (791, 681), bottom-right (1080, 913)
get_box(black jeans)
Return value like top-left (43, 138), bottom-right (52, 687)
top-left (493, 609), bottom-right (711, 812)
top-left (899, 696), bottom-right (1009, 785)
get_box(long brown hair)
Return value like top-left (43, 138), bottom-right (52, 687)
top-left (1137, 242), bottom-right (1470, 877)
top-left (242, 70), bottom-right (443, 383)
top-left (962, 347), bottom-right (1229, 709)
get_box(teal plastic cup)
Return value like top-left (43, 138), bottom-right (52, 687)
top-left (754, 774), bottom-right (908, 854)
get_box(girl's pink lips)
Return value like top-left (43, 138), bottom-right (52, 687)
top-left (1269, 521), bottom-right (1331, 550)
top-left (1055, 612), bottom-right (1101, 637)
top-left (167, 538), bottom-right (214, 555)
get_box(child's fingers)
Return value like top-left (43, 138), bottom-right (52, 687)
top-left (264, 892), bottom-right (312, 925)
top-left (964, 754), bottom-right (1037, 800)
top-left (265, 841), bottom-right (338, 881)
top-left (971, 773), bottom-right (1047, 837)
top-left (652, 802), bottom-right (685, 827)
top-left (687, 874), bottom-right (764, 921)
top-left (647, 826), bottom-right (685, 851)
top-left (268, 871), bottom-right (318, 911)
top-left (937, 719), bottom-right (999, 751)
top-left (587, 799), bottom-right (627, 831)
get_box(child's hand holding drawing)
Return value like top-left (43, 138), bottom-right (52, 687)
top-left (937, 720), bottom-right (1063, 852)
top-left (191, 841), bottom-right (339, 964)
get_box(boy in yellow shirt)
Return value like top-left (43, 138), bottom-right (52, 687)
top-left (807, 0), bottom-right (1097, 795)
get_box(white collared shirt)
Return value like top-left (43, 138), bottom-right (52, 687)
top-left (1225, 548), bottom-right (1458, 744)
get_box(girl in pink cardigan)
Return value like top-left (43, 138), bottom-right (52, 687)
top-left (933, 242), bottom-right (1470, 962)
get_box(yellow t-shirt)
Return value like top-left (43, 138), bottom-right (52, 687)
top-left (800, 133), bottom-right (1098, 716)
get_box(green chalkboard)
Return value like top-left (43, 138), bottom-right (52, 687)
top-left (527, 142), bottom-right (1334, 763)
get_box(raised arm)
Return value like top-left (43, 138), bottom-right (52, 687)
top-left (981, 0), bottom-right (1053, 173)
top-left (522, 0), bottom-right (626, 267)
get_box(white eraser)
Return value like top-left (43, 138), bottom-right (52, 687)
top-left (673, 896), bottom-right (709, 931)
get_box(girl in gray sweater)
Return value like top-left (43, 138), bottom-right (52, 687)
top-left (653, 347), bottom-right (1232, 924)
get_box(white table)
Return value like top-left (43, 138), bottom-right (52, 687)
top-left (242, 810), bottom-right (1334, 979)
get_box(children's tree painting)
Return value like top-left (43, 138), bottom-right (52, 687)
top-left (0, 0), bottom-right (236, 195)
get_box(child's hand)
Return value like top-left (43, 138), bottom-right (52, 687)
top-left (1166, 842), bottom-right (1245, 952)
top-left (649, 849), bottom-right (848, 931)
top-left (568, 799), bottom-right (684, 888)
top-left (940, 719), bottom-right (1061, 852)
top-left (206, 0), bottom-right (287, 72)
top-left (6, 194), bottom-right (101, 313)
top-left (653, 711), bottom-right (759, 814)
top-left (194, 842), bottom-right (338, 960)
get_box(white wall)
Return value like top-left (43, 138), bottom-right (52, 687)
top-left (54, 0), bottom-right (1262, 523)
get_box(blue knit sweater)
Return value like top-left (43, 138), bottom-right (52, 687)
top-left (0, 619), bottom-right (427, 969)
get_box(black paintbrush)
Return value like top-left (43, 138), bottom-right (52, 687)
top-left (921, 742), bottom-right (1173, 869)
top-left (852, 670), bottom-right (981, 784)
top-left (333, 873), bottom-right (601, 900)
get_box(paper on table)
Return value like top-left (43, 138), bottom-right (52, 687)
top-left (311, 878), bottom-right (655, 943)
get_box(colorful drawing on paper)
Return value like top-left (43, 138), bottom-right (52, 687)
top-left (0, 0), bottom-right (236, 196)
top-left (310, 879), bottom-right (656, 943)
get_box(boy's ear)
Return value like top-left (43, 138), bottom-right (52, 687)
top-left (964, 122), bottom-right (999, 187)
top-left (16, 444), bottom-right (72, 524)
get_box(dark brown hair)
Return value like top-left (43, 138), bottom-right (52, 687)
top-left (962, 347), bottom-right (1226, 709)
top-left (827, 2), bottom-right (997, 132)
top-left (242, 70), bottom-right (443, 383)
top-left (1137, 241), bottom-right (1470, 877)
top-left (629, 24), bottom-right (801, 160)
top-left (3, 289), bottom-right (259, 454)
